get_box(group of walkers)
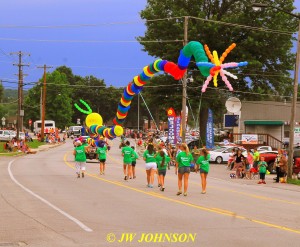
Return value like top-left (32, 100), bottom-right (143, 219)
top-left (73, 136), bottom-right (211, 196)
top-left (227, 147), bottom-right (288, 184)
top-left (121, 139), bottom-right (211, 196)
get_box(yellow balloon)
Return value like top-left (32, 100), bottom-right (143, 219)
top-left (85, 113), bottom-right (103, 127)
top-left (114, 125), bottom-right (124, 136)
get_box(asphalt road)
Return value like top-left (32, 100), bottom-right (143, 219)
top-left (1, 139), bottom-right (300, 247)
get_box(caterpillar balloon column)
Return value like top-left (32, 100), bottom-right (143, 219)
top-left (74, 41), bottom-right (248, 140)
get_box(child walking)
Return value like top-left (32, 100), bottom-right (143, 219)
top-left (258, 156), bottom-right (268, 184)
top-left (155, 148), bottom-right (171, 191)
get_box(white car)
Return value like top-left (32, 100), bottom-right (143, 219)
top-left (209, 146), bottom-right (247, 164)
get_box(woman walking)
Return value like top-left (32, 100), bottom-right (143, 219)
top-left (143, 143), bottom-right (156, 188)
top-left (73, 140), bottom-right (87, 178)
top-left (155, 147), bottom-right (171, 191)
top-left (122, 141), bottom-right (133, 180)
top-left (175, 143), bottom-right (193, 196)
top-left (196, 148), bottom-right (210, 194)
top-left (96, 140), bottom-right (108, 175)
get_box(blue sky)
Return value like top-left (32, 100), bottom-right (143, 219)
top-left (0, 0), bottom-right (299, 90)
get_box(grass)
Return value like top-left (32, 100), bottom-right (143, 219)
top-left (0, 139), bottom-right (45, 155)
top-left (287, 178), bottom-right (300, 186)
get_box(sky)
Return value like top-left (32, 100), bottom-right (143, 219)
top-left (0, 0), bottom-right (300, 91)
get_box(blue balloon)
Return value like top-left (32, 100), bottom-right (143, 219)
top-left (178, 50), bottom-right (191, 70)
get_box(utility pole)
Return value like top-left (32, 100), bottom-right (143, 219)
top-left (11, 51), bottom-right (30, 139)
top-left (181, 16), bottom-right (189, 143)
top-left (37, 65), bottom-right (53, 142)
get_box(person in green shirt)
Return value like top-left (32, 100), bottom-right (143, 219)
top-left (122, 141), bottom-right (134, 180)
top-left (196, 148), bottom-right (211, 194)
top-left (143, 143), bottom-right (156, 188)
top-left (73, 140), bottom-right (87, 178)
top-left (175, 143), bottom-right (193, 196)
top-left (257, 156), bottom-right (268, 184)
top-left (155, 147), bottom-right (171, 191)
top-left (97, 141), bottom-right (108, 175)
top-left (131, 146), bottom-right (139, 179)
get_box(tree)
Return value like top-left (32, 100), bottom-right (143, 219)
top-left (138, 0), bottom-right (298, 142)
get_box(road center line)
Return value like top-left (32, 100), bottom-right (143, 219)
top-left (8, 159), bottom-right (93, 232)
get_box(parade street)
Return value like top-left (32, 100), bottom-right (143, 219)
top-left (1, 139), bottom-right (300, 247)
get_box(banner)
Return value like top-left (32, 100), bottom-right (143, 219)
top-left (206, 108), bottom-right (214, 149)
top-left (241, 134), bottom-right (258, 144)
top-left (167, 108), bottom-right (181, 144)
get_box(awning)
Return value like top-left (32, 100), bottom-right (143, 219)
top-left (244, 120), bottom-right (284, 126)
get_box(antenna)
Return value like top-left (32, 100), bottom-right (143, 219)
top-left (225, 97), bottom-right (241, 113)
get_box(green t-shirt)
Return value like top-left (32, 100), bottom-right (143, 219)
top-left (97, 146), bottom-right (107, 160)
top-left (196, 154), bottom-right (211, 173)
top-left (132, 151), bottom-right (139, 162)
top-left (74, 145), bottom-right (86, 162)
top-left (155, 153), bottom-right (171, 170)
top-left (143, 150), bottom-right (156, 163)
top-left (258, 161), bottom-right (268, 173)
top-left (176, 152), bottom-right (193, 167)
top-left (122, 146), bottom-right (133, 164)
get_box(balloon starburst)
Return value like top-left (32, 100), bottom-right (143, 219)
top-left (196, 43), bottom-right (248, 92)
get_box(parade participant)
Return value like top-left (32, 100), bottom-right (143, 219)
top-left (196, 148), bottom-right (210, 194)
top-left (73, 140), bottom-right (87, 178)
top-left (121, 141), bottom-right (133, 180)
top-left (97, 140), bottom-right (108, 175)
top-left (257, 156), bottom-right (268, 184)
top-left (131, 146), bottom-right (139, 179)
top-left (143, 143), bottom-right (156, 188)
top-left (175, 143), bottom-right (193, 196)
top-left (155, 147), bottom-right (171, 191)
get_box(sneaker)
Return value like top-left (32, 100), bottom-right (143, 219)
top-left (124, 176), bottom-right (128, 180)
top-left (149, 184), bottom-right (153, 188)
top-left (77, 173), bottom-right (80, 178)
top-left (258, 181), bottom-right (262, 184)
top-left (262, 181), bottom-right (266, 184)
top-left (133, 176), bottom-right (136, 179)
top-left (201, 191), bottom-right (206, 194)
top-left (176, 191), bottom-right (182, 196)
top-left (100, 172), bottom-right (103, 175)
top-left (183, 192), bottom-right (187, 196)
top-left (158, 184), bottom-right (161, 187)
top-left (161, 187), bottom-right (165, 192)
top-left (81, 173), bottom-right (84, 178)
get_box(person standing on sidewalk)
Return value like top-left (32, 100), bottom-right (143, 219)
top-left (73, 140), bottom-right (87, 178)
top-left (257, 156), bottom-right (268, 184)
top-left (175, 143), bottom-right (193, 196)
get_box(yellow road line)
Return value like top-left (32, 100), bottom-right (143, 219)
top-left (107, 153), bottom-right (300, 206)
top-left (64, 153), bottom-right (300, 235)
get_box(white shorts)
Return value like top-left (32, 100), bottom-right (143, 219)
top-left (145, 162), bottom-right (157, 170)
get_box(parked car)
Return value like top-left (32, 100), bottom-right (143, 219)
top-left (257, 146), bottom-right (273, 152)
top-left (209, 146), bottom-right (247, 164)
top-left (0, 130), bottom-right (13, 141)
top-left (67, 126), bottom-right (82, 138)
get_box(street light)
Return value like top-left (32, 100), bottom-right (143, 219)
top-left (252, 3), bottom-right (300, 179)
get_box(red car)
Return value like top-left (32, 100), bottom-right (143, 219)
top-left (293, 157), bottom-right (300, 175)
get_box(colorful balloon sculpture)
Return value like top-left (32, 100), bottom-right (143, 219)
top-left (196, 43), bottom-right (248, 92)
top-left (74, 99), bottom-right (123, 141)
top-left (75, 41), bottom-right (247, 140)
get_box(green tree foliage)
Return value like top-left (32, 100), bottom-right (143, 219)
top-left (138, 0), bottom-right (298, 139)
